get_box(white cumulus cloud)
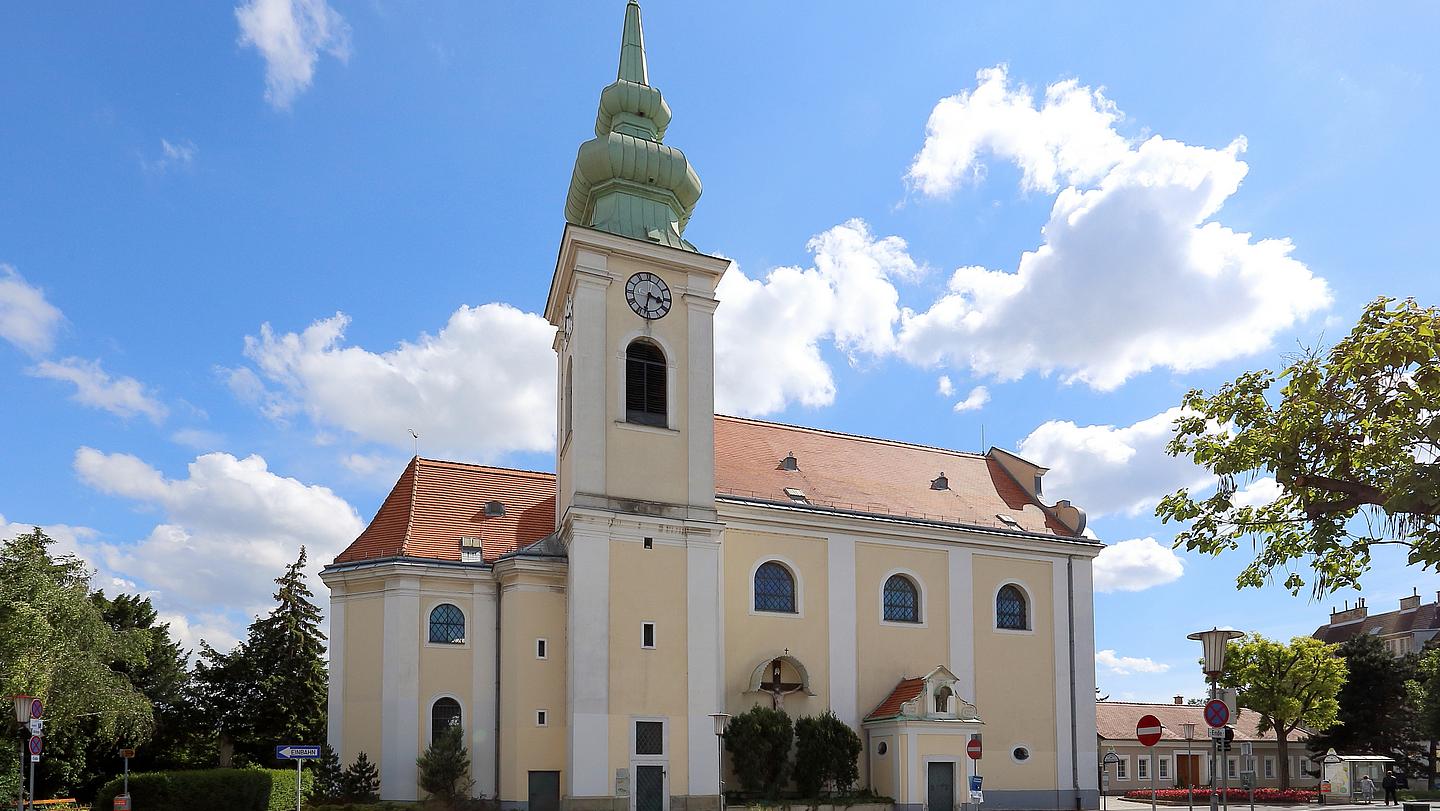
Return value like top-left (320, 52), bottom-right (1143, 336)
top-left (908, 65), bottom-right (1131, 196)
top-left (0, 264), bottom-right (64, 356)
top-left (936, 375), bottom-right (955, 397)
top-left (73, 448), bottom-right (363, 649)
top-left (952, 385), bottom-right (990, 413)
top-left (29, 357), bottom-right (168, 423)
top-left (714, 219), bottom-right (919, 416)
top-left (1231, 476), bottom-right (1282, 508)
top-left (1093, 537), bottom-right (1185, 593)
top-left (899, 68), bottom-right (1331, 390)
top-left (240, 303), bottom-right (557, 460)
top-left (236, 0), bottom-right (351, 109)
top-left (1017, 407), bottom-right (1211, 517)
top-left (1096, 649), bottom-right (1172, 676)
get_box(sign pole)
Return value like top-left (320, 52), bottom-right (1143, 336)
top-left (27, 751), bottom-right (34, 811)
top-left (296, 758), bottom-right (302, 811)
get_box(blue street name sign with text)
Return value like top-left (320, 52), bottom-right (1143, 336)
top-left (275, 745), bottom-right (321, 760)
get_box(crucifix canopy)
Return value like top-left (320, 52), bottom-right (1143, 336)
top-left (745, 654), bottom-right (815, 698)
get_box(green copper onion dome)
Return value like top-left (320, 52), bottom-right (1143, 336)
top-left (563, 0), bottom-right (702, 251)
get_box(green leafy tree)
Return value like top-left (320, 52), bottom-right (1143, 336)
top-left (417, 726), bottom-right (473, 806)
top-left (723, 706), bottom-right (792, 799)
top-left (343, 751), bottom-right (381, 803)
top-left (1218, 634), bottom-right (1347, 789)
top-left (794, 712), bottom-right (862, 797)
top-left (1308, 634), bottom-right (1423, 775)
top-left (307, 743), bottom-right (344, 804)
top-left (1158, 297), bottom-right (1440, 595)
top-left (194, 547), bottom-right (328, 766)
top-left (0, 528), bottom-right (154, 802)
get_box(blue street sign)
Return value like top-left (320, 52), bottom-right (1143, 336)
top-left (970, 775), bottom-right (983, 793)
top-left (275, 745), bottom-right (321, 760)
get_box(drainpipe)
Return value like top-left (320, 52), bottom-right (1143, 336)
top-left (495, 571), bottom-right (503, 802)
top-left (1068, 556), bottom-right (1081, 810)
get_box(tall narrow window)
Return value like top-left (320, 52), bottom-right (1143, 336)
top-left (431, 697), bottom-right (462, 741)
top-left (883, 574), bottom-right (920, 623)
top-left (625, 340), bottom-right (667, 426)
top-left (753, 561), bottom-right (797, 613)
top-left (997, 585), bottom-right (1028, 630)
top-left (429, 603), bottom-right (465, 643)
top-left (641, 621), bottom-right (656, 649)
top-left (563, 356), bottom-right (573, 439)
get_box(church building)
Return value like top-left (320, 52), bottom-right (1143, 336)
top-left (321, 4), bottom-right (1102, 810)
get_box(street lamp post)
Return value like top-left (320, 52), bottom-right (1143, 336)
top-left (710, 712), bottom-right (731, 811)
top-left (1183, 723), bottom-right (1196, 811)
top-left (12, 695), bottom-right (32, 811)
top-left (1188, 628), bottom-right (1243, 811)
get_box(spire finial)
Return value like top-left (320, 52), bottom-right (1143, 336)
top-left (617, 1), bottom-right (648, 86)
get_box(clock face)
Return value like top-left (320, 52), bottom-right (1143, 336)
top-left (561, 295), bottom-right (574, 349)
top-left (625, 272), bottom-right (672, 320)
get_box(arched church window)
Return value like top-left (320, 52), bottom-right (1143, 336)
top-left (753, 561), bottom-right (796, 613)
top-left (883, 574), bottom-right (920, 623)
top-left (625, 340), bottom-right (667, 427)
top-left (935, 684), bottom-right (953, 714)
top-left (431, 697), bottom-right (462, 741)
top-left (564, 356), bottom-right (574, 438)
top-left (428, 603), bottom-right (466, 644)
top-left (997, 584), bottom-right (1028, 630)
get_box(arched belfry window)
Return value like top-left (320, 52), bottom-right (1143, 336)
top-left (431, 697), bottom-right (462, 741)
top-left (754, 561), bottom-right (797, 613)
top-left (429, 603), bottom-right (465, 643)
top-left (883, 574), bottom-right (920, 623)
top-left (997, 584), bottom-right (1028, 630)
top-left (625, 340), bottom-right (667, 427)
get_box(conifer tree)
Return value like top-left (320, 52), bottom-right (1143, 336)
top-left (417, 726), bottom-right (474, 804)
top-left (307, 743), bottom-right (344, 804)
top-left (343, 751), bottom-right (382, 803)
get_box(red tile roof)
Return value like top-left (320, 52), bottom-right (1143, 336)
top-left (1312, 601), bottom-right (1440, 644)
top-left (865, 678), bottom-right (925, 722)
top-left (335, 457), bottom-right (556, 564)
top-left (1096, 702), bottom-right (1305, 743)
top-left (332, 416), bottom-right (1085, 566)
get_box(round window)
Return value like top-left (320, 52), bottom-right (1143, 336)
top-left (877, 741), bottom-right (888, 756)
top-left (1013, 746), bottom-right (1031, 762)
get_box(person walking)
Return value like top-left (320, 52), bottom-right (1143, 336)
top-left (1382, 769), bottom-right (1399, 806)
top-left (1361, 774), bottom-right (1376, 804)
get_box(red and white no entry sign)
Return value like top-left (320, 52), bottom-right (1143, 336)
top-left (1136, 714), bottom-right (1163, 747)
top-left (967, 737), bottom-right (982, 760)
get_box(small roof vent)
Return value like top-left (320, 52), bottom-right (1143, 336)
top-left (996, 513), bottom-right (1022, 530)
top-left (460, 535), bottom-right (483, 550)
top-left (930, 472), bottom-right (949, 491)
top-left (483, 500), bottom-right (506, 517)
top-left (778, 452), bottom-right (799, 471)
top-left (783, 487), bottom-right (809, 504)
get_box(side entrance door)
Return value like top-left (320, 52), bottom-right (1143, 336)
top-left (1177, 755), bottom-right (1202, 788)
top-left (927, 761), bottom-right (955, 811)
top-left (528, 771), bottom-right (560, 811)
top-left (635, 765), bottom-right (667, 811)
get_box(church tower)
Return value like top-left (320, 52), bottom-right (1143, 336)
top-left (543, 2), bottom-right (728, 807)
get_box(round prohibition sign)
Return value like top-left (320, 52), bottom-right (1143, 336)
top-left (1136, 714), bottom-right (1163, 747)
top-left (28, 736), bottom-right (41, 756)
top-left (1204, 699), bottom-right (1230, 728)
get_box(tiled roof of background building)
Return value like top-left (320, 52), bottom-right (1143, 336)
top-left (332, 415), bottom-right (1089, 566)
top-left (1313, 602), bottom-right (1440, 644)
top-left (1096, 702), bottom-right (1305, 743)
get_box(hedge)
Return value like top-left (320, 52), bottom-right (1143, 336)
top-left (1122, 788), bottom-right (1317, 804)
top-left (94, 768), bottom-right (312, 811)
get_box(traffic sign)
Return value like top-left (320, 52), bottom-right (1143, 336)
top-left (120, 748), bottom-right (136, 759)
top-left (115, 794), bottom-right (132, 810)
top-left (967, 737), bottom-right (982, 760)
top-left (1136, 714), bottom-right (1163, 747)
top-left (29, 698), bottom-right (43, 720)
top-left (275, 744), bottom-right (321, 760)
top-left (1209, 726), bottom-right (1225, 739)
top-left (28, 719), bottom-right (43, 735)
top-left (28, 736), bottom-right (42, 756)
top-left (1204, 699), bottom-right (1229, 728)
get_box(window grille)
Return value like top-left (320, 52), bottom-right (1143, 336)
top-left (883, 575), bottom-right (919, 623)
top-left (754, 562), bottom-right (797, 613)
top-left (429, 604), bottom-right (465, 643)
top-left (635, 721), bottom-right (664, 755)
top-left (997, 585), bottom-right (1027, 630)
top-left (431, 698), bottom-right (462, 741)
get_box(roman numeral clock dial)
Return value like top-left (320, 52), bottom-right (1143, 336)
top-left (625, 272), bottom-right (672, 320)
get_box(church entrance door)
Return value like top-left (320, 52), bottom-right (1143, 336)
top-left (528, 771), bottom-right (560, 811)
top-left (635, 764), bottom-right (667, 811)
top-left (927, 761), bottom-right (955, 811)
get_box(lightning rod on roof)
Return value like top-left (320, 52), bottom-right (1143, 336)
top-left (409, 428), bottom-right (420, 457)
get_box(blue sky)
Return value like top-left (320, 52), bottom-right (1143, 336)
top-left (2, 1), bottom-right (1438, 700)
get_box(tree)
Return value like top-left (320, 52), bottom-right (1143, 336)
top-left (193, 547), bottom-right (328, 766)
top-left (307, 743), bottom-right (345, 805)
top-left (417, 725), bottom-right (473, 805)
top-left (794, 712), bottom-right (862, 797)
top-left (1218, 634), bottom-right (1347, 789)
top-left (1158, 297), bottom-right (1440, 595)
top-left (723, 706), bottom-right (792, 799)
top-left (1309, 634), bottom-right (1423, 774)
top-left (0, 528), bottom-right (154, 801)
top-left (343, 751), bottom-right (381, 803)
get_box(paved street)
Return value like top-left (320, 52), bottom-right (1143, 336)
top-left (1109, 799), bottom-right (1424, 811)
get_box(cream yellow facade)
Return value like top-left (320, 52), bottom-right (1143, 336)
top-left (321, 3), bottom-right (1101, 810)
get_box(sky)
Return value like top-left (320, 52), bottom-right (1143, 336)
top-left (2, 0), bottom-right (1439, 702)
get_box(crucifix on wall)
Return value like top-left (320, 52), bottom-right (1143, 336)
top-left (758, 654), bottom-right (804, 710)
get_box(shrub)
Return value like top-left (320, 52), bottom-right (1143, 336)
top-left (724, 706), bottom-right (793, 799)
top-left (308, 745), bottom-right (345, 805)
top-left (417, 726), bottom-right (474, 806)
top-left (794, 712), bottom-right (862, 797)
top-left (342, 752), bottom-right (382, 803)
top-left (94, 767), bottom-right (312, 811)
top-left (1121, 788), bottom-right (1317, 804)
